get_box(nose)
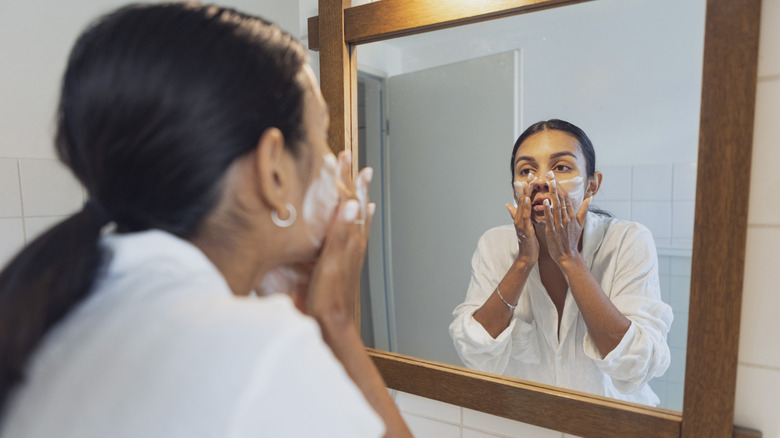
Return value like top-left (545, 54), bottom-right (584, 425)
top-left (530, 173), bottom-right (549, 192)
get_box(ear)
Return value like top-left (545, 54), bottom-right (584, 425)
top-left (253, 127), bottom-right (298, 216)
top-left (585, 171), bottom-right (603, 198)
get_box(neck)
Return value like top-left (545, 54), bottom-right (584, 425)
top-left (189, 211), bottom-right (279, 296)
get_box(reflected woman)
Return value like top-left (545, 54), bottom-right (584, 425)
top-left (449, 119), bottom-right (672, 406)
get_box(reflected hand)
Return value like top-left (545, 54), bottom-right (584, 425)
top-left (542, 172), bottom-right (591, 266)
top-left (506, 175), bottom-right (539, 265)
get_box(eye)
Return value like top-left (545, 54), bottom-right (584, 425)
top-left (554, 164), bottom-right (572, 172)
top-left (517, 168), bottom-right (534, 176)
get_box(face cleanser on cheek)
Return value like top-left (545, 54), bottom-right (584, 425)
top-left (557, 176), bottom-right (585, 211)
top-left (256, 154), bottom-right (340, 297)
top-left (302, 153), bottom-right (340, 246)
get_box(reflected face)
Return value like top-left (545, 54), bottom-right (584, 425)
top-left (513, 130), bottom-right (588, 223)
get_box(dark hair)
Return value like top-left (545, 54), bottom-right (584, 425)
top-left (0, 3), bottom-right (308, 411)
top-left (510, 119), bottom-right (596, 182)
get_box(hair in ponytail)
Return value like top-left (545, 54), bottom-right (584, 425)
top-left (0, 3), bottom-right (308, 412)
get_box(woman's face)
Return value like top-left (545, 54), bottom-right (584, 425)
top-left (513, 129), bottom-right (589, 223)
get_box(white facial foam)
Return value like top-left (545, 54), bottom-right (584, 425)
top-left (558, 176), bottom-right (585, 201)
top-left (302, 153), bottom-right (340, 246)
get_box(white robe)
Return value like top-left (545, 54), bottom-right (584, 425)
top-left (1, 230), bottom-right (384, 438)
top-left (449, 212), bottom-right (673, 406)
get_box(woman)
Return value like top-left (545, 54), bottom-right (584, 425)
top-left (449, 119), bottom-right (672, 406)
top-left (0, 4), bottom-right (410, 437)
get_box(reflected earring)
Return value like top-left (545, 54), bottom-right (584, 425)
top-left (271, 203), bottom-right (297, 228)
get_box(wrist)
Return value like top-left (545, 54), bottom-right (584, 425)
top-left (512, 256), bottom-right (536, 273)
top-left (557, 252), bottom-right (585, 274)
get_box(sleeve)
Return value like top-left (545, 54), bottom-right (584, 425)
top-left (226, 316), bottom-right (385, 438)
top-left (582, 224), bottom-right (673, 395)
top-left (449, 230), bottom-right (541, 374)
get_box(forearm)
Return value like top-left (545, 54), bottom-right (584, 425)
top-left (472, 259), bottom-right (534, 338)
top-left (317, 313), bottom-right (412, 438)
top-left (560, 255), bottom-right (630, 357)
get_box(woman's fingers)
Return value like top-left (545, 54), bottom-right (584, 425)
top-left (505, 203), bottom-right (518, 219)
top-left (577, 196), bottom-right (592, 227)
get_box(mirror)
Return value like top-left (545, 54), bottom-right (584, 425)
top-left (355, 0), bottom-right (704, 412)
top-left (311, 0), bottom-right (761, 435)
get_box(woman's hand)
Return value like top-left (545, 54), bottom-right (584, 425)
top-left (305, 150), bottom-right (375, 326)
top-left (542, 172), bottom-right (591, 266)
top-left (506, 175), bottom-right (539, 265)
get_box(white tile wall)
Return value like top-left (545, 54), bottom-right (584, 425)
top-left (0, 218), bottom-right (25, 269)
top-left (631, 201), bottom-right (672, 244)
top-left (747, 79), bottom-right (780, 226)
top-left (631, 164), bottom-right (673, 201)
top-left (596, 165), bottom-right (632, 201)
top-left (402, 412), bottom-right (461, 437)
top-left (0, 159), bottom-right (22, 217)
top-left (24, 216), bottom-right (67, 243)
top-left (18, 159), bottom-right (83, 217)
top-left (0, 157), bottom-right (83, 269)
top-left (462, 408), bottom-right (562, 438)
top-left (672, 163), bottom-right (697, 201)
top-left (738, 227), bottom-right (780, 369)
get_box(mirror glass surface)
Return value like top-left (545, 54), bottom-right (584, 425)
top-left (357, 0), bottom-right (705, 411)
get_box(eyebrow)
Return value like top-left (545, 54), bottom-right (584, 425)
top-left (514, 151), bottom-right (578, 167)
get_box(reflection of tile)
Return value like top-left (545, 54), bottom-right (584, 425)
top-left (631, 201), bottom-right (671, 239)
top-left (748, 80), bottom-right (780, 226)
top-left (396, 391), bottom-right (461, 423)
top-left (670, 276), bottom-right (691, 313)
top-left (739, 227), bottom-right (780, 369)
top-left (632, 164), bottom-right (672, 201)
top-left (649, 379), bottom-right (667, 409)
top-left (735, 364), bottom-right (780, 438)
top-left (672, 201), bottom-right (695, 240)
top-left (596, 165), bottom-right (631, 201)
top-left (592, 201), bottom-right (629, 220)
top-left (669, 311), bottom-right (688, 349)
top-left (19, 159), bottom-right (83, 217)
top-left (668, 347), bottom-right (686, 384)
top-left (402, 412), bottom-right (461, 437)
top-left (672, 163), bottom-right (697, 201)
top-left (0, 159), bottom-right (22, 217)
top-left (665, 381), bottom-right (685, 412)
top-left (463, 409), bottom-right (561, 438)
top-left (659, 274), bottom-right (671, 304)
top-left (670, 256), bottom-right (692, 276)
top-left (0, 218), bottom-right (25, 269)
top-left (657, 255), bottom-right (671, 276)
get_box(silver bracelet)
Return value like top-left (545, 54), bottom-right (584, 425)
top-left (496, 284), bottom-right (517, 310)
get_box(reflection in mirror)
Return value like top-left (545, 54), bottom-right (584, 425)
top-left (357, 0), bottom-right (704, 411)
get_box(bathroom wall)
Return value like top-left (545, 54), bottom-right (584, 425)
top-left (300, 0), bottom-right (780, 437)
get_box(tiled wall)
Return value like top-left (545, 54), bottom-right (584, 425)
top-left (0, 158), bottom-right (84, 269)
top-left (594, 163), bottom-right (697, 250)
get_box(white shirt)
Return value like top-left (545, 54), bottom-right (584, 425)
top-left (449, 213), bottom-right (673, 406)
top-left (1, 230), bottom-right (384, 438)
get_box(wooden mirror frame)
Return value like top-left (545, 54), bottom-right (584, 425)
top-left (309, 1), bottom-right (762, 436)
